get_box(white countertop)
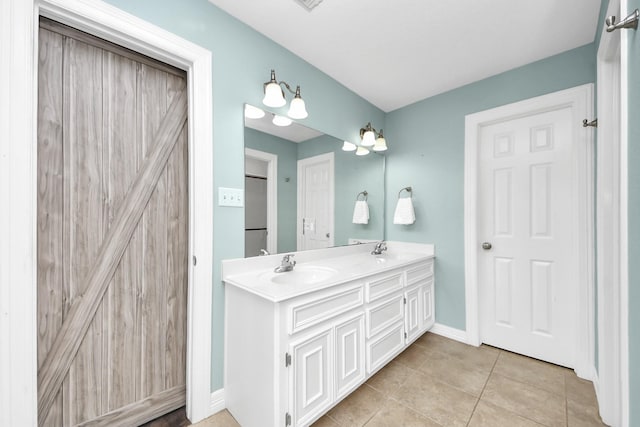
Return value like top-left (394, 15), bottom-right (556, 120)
top-left (222, 241), bottom-right (434, 302)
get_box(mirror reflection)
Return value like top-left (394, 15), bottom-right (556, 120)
top-left (244, 104), bottom-right (385, 257)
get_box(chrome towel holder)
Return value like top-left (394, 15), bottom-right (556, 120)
top-left (356, 190), bottom-right (368, 201)
top-left (398, 186), bottom-right (412, 198)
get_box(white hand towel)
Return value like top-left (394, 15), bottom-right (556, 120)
top-left (352, 200), bottom-right (370, 224)
top-left (393, 197), bottom-right (416, 225)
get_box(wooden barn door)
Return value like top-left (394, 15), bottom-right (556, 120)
top-left (37, 18), bottom-right (189, 426)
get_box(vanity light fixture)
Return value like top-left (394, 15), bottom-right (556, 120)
top-left (355, 146), bottom-right (370, 156)
top-left (360, 122), bottom-right (388, 151)
top-left (262, 69), bottom-right (309, 119)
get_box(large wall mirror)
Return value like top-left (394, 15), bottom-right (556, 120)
top-left (244, 104), bottom-right (385, 257)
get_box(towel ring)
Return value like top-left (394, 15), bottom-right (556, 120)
top-left (398, 186), bottom-right (412, 198)
top-left (356, 190), bottom-right (368, 201)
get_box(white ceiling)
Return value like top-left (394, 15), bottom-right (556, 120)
top-left (208, 0), bottom-right (602, 112)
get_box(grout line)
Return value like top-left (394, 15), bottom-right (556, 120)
top-left (464, 348), bottom-right (501, 426)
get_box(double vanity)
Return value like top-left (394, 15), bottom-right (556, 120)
top-left (222, 241), bottom-right (435, 427)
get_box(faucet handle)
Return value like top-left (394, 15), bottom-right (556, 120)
top-left (283, 254), bottom-right (295, 264)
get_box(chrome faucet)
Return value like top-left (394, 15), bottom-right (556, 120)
top-left (259, 249), bottom-right (270, 256)
top-left (371, 241), bottom-right (387, 255)
top-left (274, 254), bottom-right (296, 273)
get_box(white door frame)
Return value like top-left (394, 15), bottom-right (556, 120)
top-left (297, 152), bottom-right (335, 250)
top-left (245, 148), bottom-right (278, 255)
top-left (596, 0), bottom-right (630, 424)
top-left (463, 84), bottom-right (595, 379)
top-left (0, 0), bottom-right (214, 424)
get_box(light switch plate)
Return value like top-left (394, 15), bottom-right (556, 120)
top-left (218, 187), bottom-right (244, 207)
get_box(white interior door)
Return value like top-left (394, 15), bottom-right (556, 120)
top-left (478, 106), bottom-right (577, 368)
top-left (297, 153), bottom-right (334, 250)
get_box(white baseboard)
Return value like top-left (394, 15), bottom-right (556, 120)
top-left (430, 323), bottom-right (469, 344)
top-left (209, 389), bottom-right (225, 415)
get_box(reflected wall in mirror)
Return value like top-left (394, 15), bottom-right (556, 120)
top-left (244, 104), bottom-right (385, 257)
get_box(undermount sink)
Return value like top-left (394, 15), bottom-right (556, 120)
top-left (261, 265), bottom-right (338, 285)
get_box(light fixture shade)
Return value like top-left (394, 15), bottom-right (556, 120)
top-left (361, 130), bottom-right (376, 147)
top-left (272, 114), bottom-right (292, 126)
top-left (373, 136), bottom-right (387, 151)
top-left (263, 82), bottom-right (286, 107)
top-left (356, 146), bottom-right (370, 156)
top-left (288, 92), bottom-right (308, 119)
top-left (342, 141), bottom-right (357, 151)
top-left (244, 104), bottom-right (265, 119)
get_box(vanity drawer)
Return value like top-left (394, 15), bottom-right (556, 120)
top-left (366, 321), bottom-right (405, 374)
top-left (365, 293), bottom-right (404, 338)
top-left (406, 259), bottom-right (434, 285)
top-left (288, 284), bottom-right (364, 335)
top-left (365, 272), bottom-right (403, 302)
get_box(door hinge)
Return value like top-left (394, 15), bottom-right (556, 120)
top-left (404, 331), bottom-right (408, 339)
top-left (193, 255), bottom-right (197, 266)
top-left (285, 412), bottom-right (291, 426)
top-left (403, 297), bottom-right (407, 304)
top-left (285, 352), bottom-right (292, 367)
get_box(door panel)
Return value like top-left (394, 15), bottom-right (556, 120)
top-left (478, 107), bottom-right (576, 367)
top-left (37, 18), bottom-right (188, 426)
top-left (298, 153), bottom-right (334, 250)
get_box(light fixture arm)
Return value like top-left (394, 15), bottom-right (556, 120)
top-left (263, 69), bottom-right (298, 96)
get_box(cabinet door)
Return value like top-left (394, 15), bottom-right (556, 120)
top-left (335, 314), bottom-right (365, 399)
top-left (421, 279), bottom-right (435, 331)
top-left (405, 285), bottom-right (422, 343)
top-left (290, 328), bottom-right (333, 427)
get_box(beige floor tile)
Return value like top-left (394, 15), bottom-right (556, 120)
top-left (364, 400), bottom-right (442, 427)
top-left (482, 374), bottom-right (566, 427)
top-left (565, 371), bottom-right (598, 406)
top-left (414, 333), bottom-right (500, 372)
top-left (468, 401), bottom-right (545, 427)
top-left (567, 399), bottom-right (607, 427)
top-left (417, 348), bottom-right (492, 396)
top-left (391, 370), bottom-right (477, 427)
top-left (366, 360), bottom-right (416, 395)
top-left (492, 351), bottom-right (567, 397)
top-left (393, 342), bottom-right (431, 370)
top-left (311, 414), bottom-right (341, 427)
top-left (327, 384), bottom-right (385, 427)
top-left (191, 410), bottom-right (240, 427)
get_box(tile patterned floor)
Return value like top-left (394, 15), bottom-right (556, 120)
top-left (193, 333), bottom-right (607, 427)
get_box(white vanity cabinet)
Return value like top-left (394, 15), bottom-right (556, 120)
top-left (224, 255), bottom-right (434, 427)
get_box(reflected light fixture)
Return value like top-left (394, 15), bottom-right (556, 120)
top-left (263, 69), bottom-right (308, 119)
top-left (355, 146), bottom-right (370, 156)
top-left (244, 104), bottom-right (265, 119)
top-left (272, 114), bottom-right (293, 127)
top-left (342, 141), bottom-right (357, 151)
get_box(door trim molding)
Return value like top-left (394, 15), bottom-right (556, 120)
top-left (245, 148), bottom-right (278, 255)
top-left (0, 0), bottom-right (214, 424)
top-left (596, 0), bottom-right (630, 424)
top-left (463, 84), bottom-right (594, 378)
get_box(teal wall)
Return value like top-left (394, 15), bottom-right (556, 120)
top-left (626, 1), bottom-right (640, 425)
top-left (384, 44), bottom-right (597, 329)
top-left (244, 128), bottom-right (298, 253)
top-left (103, 0), bottom-right (385, 391)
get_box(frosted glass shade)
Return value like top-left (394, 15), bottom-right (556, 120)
top-left (373, 136), bottom-right (387, 151)
top-left (342, 141), bottom-right (357, 151)
top-left (288, 96), bottom-right (308, 119)
top-left (272, 115), bottom-right (292, 126)
top-left (244, 104), bottom-right (265, 119)
top-left (263, 82), bottom-right (286, 107)
top-left (356, 146), bottom-right (370, 156)
top-left (361, 130), bottom-right (376, 147)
